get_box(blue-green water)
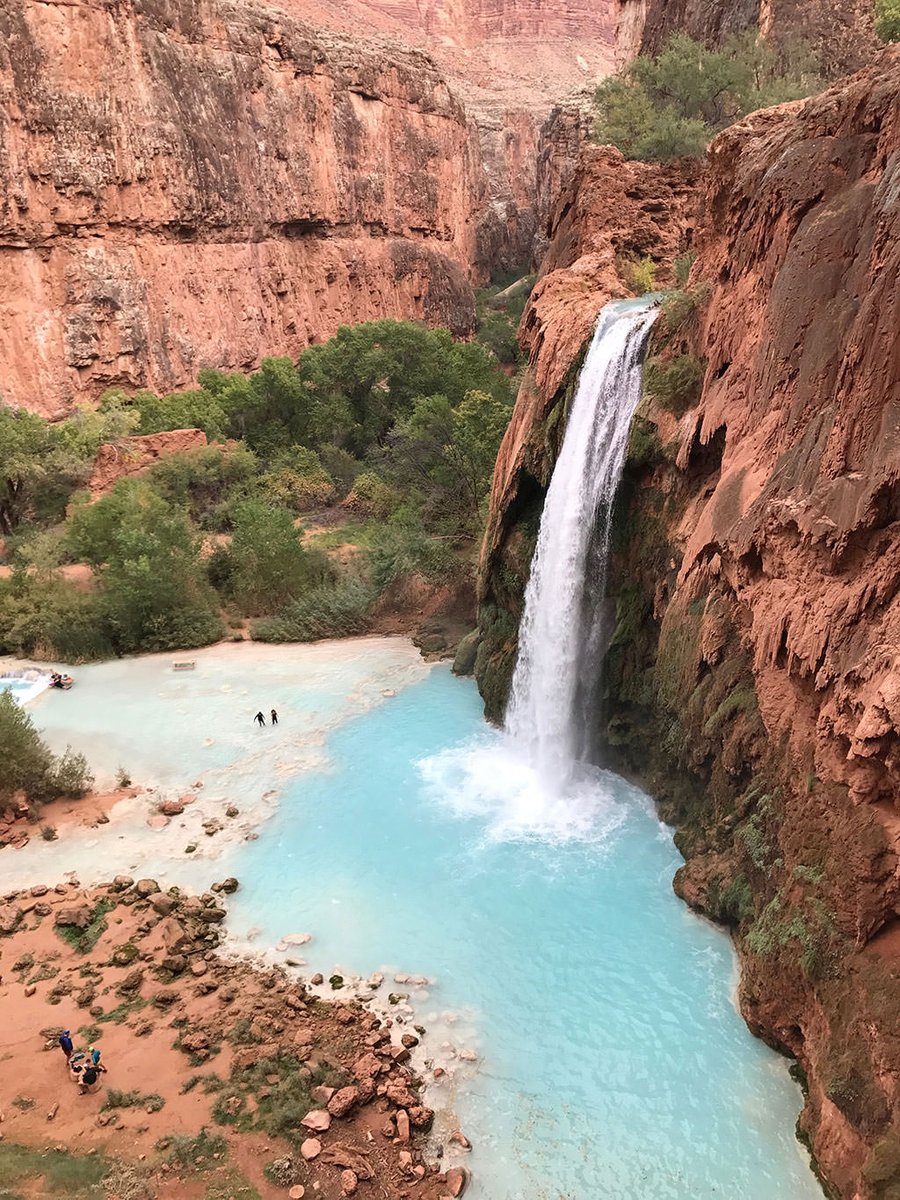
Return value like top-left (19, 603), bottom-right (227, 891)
top-left (11, 643), bottom-right (820, 1199)
top-left (224, 669), bottom-right (818, 1200)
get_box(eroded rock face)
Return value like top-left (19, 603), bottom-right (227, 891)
top-left (0, 0), bottom-right (487, 415)
top-left (477, 47), bottom-right (900, 1198)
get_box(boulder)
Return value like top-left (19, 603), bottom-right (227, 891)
top-left (289, 1188), bottom-right (306, 1200)
top-left (54, 905), bottom-right (92, 930)
top-left (0, 904), bottom-right (24, 935)
top-left (353, 1052), bottom-right (383, 1080)
top-left (445, 1167), bottom-right (468, 1197)
top-left (340, 1169), bottom-right (358, 1196)
top-left (300, 1138), bottom-right (322, 1161)
top-left (449, 1130), bottom-right (471, 1149)
top-left (134, 879), bottom-right (160, 898)
top-left (311, 1085), bottom-right (335, 1105)
top-left (111, 875), bottom-right (134, 892)
top-left (451, 629), bottom-right (480, 677)
top-left (219, 877), bottom-right (240, 894)
top-left (408, 1105), bottom-right (434, 1129)
top-left (327, 1086), bottom-right (360, 1118)
top-left (158, 798), bottom-right (185, 816)
top-left (396, 1109), bottom-right (410, 1144)
top-left (300, 1109), bottom-right (331, 1133)
top-left (150, 893), bottom-right (174, 916)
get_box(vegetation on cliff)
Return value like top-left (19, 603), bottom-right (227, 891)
top-left (593, 33), bottom-right (822, 160)
top-left (875, 0), bottom-right (900, 39)
top-left (0, 321), bottom-right (514, 661)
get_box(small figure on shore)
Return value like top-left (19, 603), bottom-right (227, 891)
top-left (254, 711), bottom-right (266, 727)
top-left (89, 1045), bottom-right (101, 1067)
top-left (271, 709), bottom-right (278, 726)
top-left (58, 1029), bottom-right (73, 1061)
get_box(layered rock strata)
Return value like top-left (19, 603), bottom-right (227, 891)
top-left (477, 48), bottom-right (900, 1199)
top-left (0, 0), bottom-right (487, 415)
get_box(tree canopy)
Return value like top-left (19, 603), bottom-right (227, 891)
top-left (593, 33), bottom-right (823, 161)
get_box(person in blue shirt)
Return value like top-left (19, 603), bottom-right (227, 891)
top-left (58, 1030), bottom-right (73, 1061)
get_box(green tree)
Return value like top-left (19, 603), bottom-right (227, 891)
top-left (0, 690), bottom-right (93, 805)
top-left (225, 499), bottom-right (333, 616)
top-left (875, 0), bottom-right (900, 39)
top-left (146, 444), bottom-right (259, 530)
top-left (385, 388), bottom-right (511, 535)
top-left (593, 32), bottom-right (822, 162)
top-left (67, 481), bottom-right (222, 653)
top-left (298, 320), bottom-right (511, 456)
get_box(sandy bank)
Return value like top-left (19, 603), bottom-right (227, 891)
top-left (0, 876), bottom-right (469, 1200)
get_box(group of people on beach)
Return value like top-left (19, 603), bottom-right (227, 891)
top-left (254, 709), bottom-right (278, 727)
top-left (58, 1030), bottom-right (107, 1094)
top-left (49, 671), bottom-right (74, 690)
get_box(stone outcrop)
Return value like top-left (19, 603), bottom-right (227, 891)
top-left (477, 47), bottom-right (900, 1200)
top-left (475, 146), bottom-right (699, 716)
top-left (0, 0), bottom-right (487, 415)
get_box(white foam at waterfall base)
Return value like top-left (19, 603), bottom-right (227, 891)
top-left (506, 298), bottom-right (659, 782)
top-left (420, 731), bottom-right (629, 846)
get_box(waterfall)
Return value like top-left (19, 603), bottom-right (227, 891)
top-left (505, 298), bottom-right (658, 786)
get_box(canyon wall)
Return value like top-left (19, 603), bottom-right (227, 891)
top-left (0, 0), bottom-right (638, 418)
top-left (0, 0), bottom-right (491, 416)
top-left (476, 48), bottom-right (900, 1199)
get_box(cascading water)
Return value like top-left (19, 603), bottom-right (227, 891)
top-left (505, 297), bottom-right (659, 785)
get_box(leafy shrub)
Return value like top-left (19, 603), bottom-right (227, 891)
top-left (644, 354), bottom-right (706, 415)
top-left (224, 499), bottom-right (333, 617)
top-left (875, 0), bottom-right (900, 41)
top-left (673, 251), bottom-right (696, 288)
top-left (163, 1129), bottom-right (229, 1172)
top-left (0, 690), bottom-right (94, 806)
top-left (660, 283), bottom-right (712, 331)
top-left (593, 32), bottom-right (823, 161)
top-left (251, 576), bottom-right (375, 643)
top-left (103, 1089), bottom-right (165, 1112)
top-left (622, 255), bottom-right (657, 295)
top-left (259, 446), bottom-right (336, 512)
top-left (341, 471), bottom-right (398, 519)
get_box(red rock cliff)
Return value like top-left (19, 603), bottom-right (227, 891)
top-left (477, 48), bottom-right (900, 1198)
top-left (0, 0), bottom-right (489, 415)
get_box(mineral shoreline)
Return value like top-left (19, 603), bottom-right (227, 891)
top-left (0, 876), bottom-right (470, 1200)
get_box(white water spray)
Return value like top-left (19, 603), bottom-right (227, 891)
top-left (505, 298), bottom-right (658, 785)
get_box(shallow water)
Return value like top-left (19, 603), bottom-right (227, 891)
top-left (8, 642), bottom-right (821, 1199)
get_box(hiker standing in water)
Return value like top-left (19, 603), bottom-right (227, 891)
top-left (254, 711), bottom-right (266, 727)
top-left (271, 709), bottom-right (278, 726)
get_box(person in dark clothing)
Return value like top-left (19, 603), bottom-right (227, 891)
top-left (254, 711), bottom-right (266, 727)
top-left (271, 709), bottom-right (278, 725)
top-left (79, 1060), bottom-right (107, 1094)
top-left (58, 1030), bottom-right (73, 1061)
